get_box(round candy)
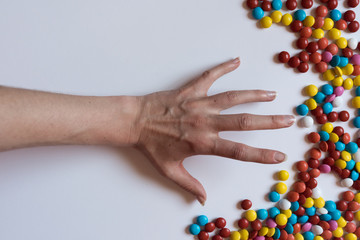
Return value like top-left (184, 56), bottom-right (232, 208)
top-left (323, 18), bottom-right (334, 30)
top-left (271, 0), bottom-right (282, 10)
top-left (205, 222), bottom-right (216, 232)
top-left (276, 182), bottom-right (287, 194)
top-left (271, 10), bottom-right (282, 23)
top-left (278, 199), bottom-right (291, 210)
top-left (257, 209), bottom-right (268, 220)
top-left (245, 210), bottom-right (257, 222)
top-left (344, 10), bottom-right (356, 22)
top-left (348, 38), bottom-right (358, 50)
top-left (289, 56), bottom-right (301, 68)
top-left (301, 0), bottom-right (313, 8)
top-left (282, 13), bottom-right (293, 26)
top-left (197, 215), bottom-right (208, 226)
top-left (316, 5), bottom-right (328, 17)
top-left (269, 191), bottom-right (280, 202)
top-left (348, 0), bottom-right (359, 7)
top-left (286, 0), bottom-right (297, 10)
top-left (215, 218), bottom-right (227, 228)
top-left (354, 117), bottom-right (360, 128)
top-left (328, 28), bottom-right (341, 40)
top-left (252, 7), bottom-right (264, 19)
top-left (276, 214), bottom-right (288, 226)
top-left (189, 224), bottom-right (201, 235)
top-left (304, 16), bottom-right (315, 27)
top-left (241, 199), bottom-right (252, 210)
top-left (294, 10), bottom-right (306, 21)
top-left (348, 21), bottom-right (359, 32)
top-left (278, 170), bottom-right (289, 181)
top-left (260, 16), bottom-right (272, 28)
top-left (301, 116), bottom-right (314, 128)
top-left (296, 104), bottom-right (309, 115)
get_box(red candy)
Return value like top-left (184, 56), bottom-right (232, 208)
top-left (278, 51), bottom-right (290, 63)
top-left (348, 21), bottom-right (359, 32)
top-left (339, 111), bottom-right (350, 121)
top-left (198, 231), bottom-right (210, 240)
top-left (205, 222), bottom-right (216, 232)
top-left (219, 228), bottom-right (231, 238)
top-left (348, 0), bottom-right (359, 7)
top-left (316, 6), bottom-right (328, 17)
top-left (246, 0), bottom-right (258, 9)
top-left (261, 0), bottom-right (272, 11)
top-left (298, 62), bottom-right (309, 73)
top-left (286, 0), bottom-right (298, 10)
top-left (215, 218), bottom-right (226, 228)
top-left (301, 0), bottom-right (313, 8)
top-left (289, 56), bottom-right (301, 68)
top-left (344, 10), bottom-right (356, 22)
top-left (291, 20), bottom-right (303, 32)
top-left (241, 199), bottom-right (252, 210)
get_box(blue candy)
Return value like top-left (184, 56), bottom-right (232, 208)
top-left (296, 104), bottom-right (309, 116)
top-left (288, 214), bottom-right (298, 225)
top-left (322, 102), bottom-right (333, 114)
top-left (330, 9), bottom-right (342, 21)
top-left (339, 57), bottom-right (349, 67)
top-left (196, 215), bottom-right (208, 226)
top-left (290, 201), bottom-right (299, 212)
top-left (321, 84), bottom-right (333, 95)
top-left (346, 160), bottom-right (356, 170)
top-left (189, 224), bottom-right (201, 235)
top-left (346, 142), bottom-right (358, 154)
top-left (325, 200), bottom-right (336, 212)
top-left (305, 206), bottom-right (316, 216)
top-left (269, 191), bottom-right (280, 202)
top-left (273, 228), bottom-right (281, 240)
top-left (294, 9), bottom-right (306, 21)
top-left (351, 170), bottom-right (359, 181)
top-left (313, 92), bottom-right (326, 103)
top-left (252, 7), bottom-right (264, 19)
top-left (303, 231), bottom-right (315, 240)
top-left (330, 210), bottom-right (341, 220)
top-left (269, 207), bottom-right (280, 218)
top-left (319, 131), bottom-right (330, 141)
top-left (330, 55), bottom-right (341, 67)
top-left (285, 223), bottom-right (294, 234)
top-left (298, 215), bottom-right (309, 224)
top-left (257, 209), bottom-right (268, 220)
top-left (271, 0), bottom-right (282, 10)
top-left (335, 141), bottom-right (345, 151)
top-left (319, 214), bottom-right (332, 221)
top-left (354, 116), bottom-right (360, 128)
top-left (356, 87), bottom-right (360, 96)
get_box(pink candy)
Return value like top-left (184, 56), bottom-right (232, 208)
top-left (325, 94), bottom-right (336, 102)
top-left (319, 164), bottom-right (331, 173)
top-left (329, 220), bottom-right (338, 231)
top-left (351, 54), bottom-right (360, 65)
top-left (322, 51), bottom-right (333, 63)
top-left (334, 86), bottom-right (344, 96)
top-left (254, 237), bottom-right (265, 240)
top-left (301, 222), bottom-right (312, 232)
top-left (266, 218), bottom-right (277, 228)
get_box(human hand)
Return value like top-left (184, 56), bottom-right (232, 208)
top-left (133, 58), bottom-right (295, 205)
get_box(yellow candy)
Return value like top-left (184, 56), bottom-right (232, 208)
top-left (260, 16), bottom-right (272, 28)
top-left (341, 151), bottom-right (352, 162)
top-left (282, 13), bottom-right (293, 26)
top-left (312, 29), bottom-right (324, 39)
top-left (295, 233), bottom-right (304, 240)
top-left (240, 229), bottom-right (249, 240)
top-left (275, 213), bottom-right (287, 226)
top-left (267, 228), bottom-right (275, 237)
top-left (333, 227), bottom-right (344, 238)
top-left (332, 76), bottom-right (343, 87)
top-left (323, 18), bottom-right (334, 30)
top-left (352, 96), bottom-right (360, 108)
top-left (306, 84), bottom-right (318, 97)
top-left (230, 231), bottom-right (241, 240)
top-left (281, 209), bottom-right (292, 218)
top-left (278, 170), bottom-right (289, 181)
top-left (354, 211), bottom-right (360, 221)
top-left (323, 69), bottom-right (335, 81)
top-left (342, 64), bottom-right (354, 76)
top-left (321, 122), bottom-right (333, 133)
top-left (328, 28), bottom-right (341, 40)
top-left (275, 182), bottom-right (287, 194)
top-left (259, 227), bottom-right (269, 236)
top-left (314, 237), bottom-right (324, 240)
top-left (354, 76), bottom-right (360, 86)
top-left (329, 132), bottom-right (339, 143)
top-left (337, 217), bottom-right (347, 228)
top-left (303, 197), bottom-right (314, 208)
top-left (335, 159), bottom-right (346, 169)
top-left (344, 233), bottom-right (357, 240)
top-left (303, 16), bottom-right (315, 27)
top-left (336, 37), bottom-right (348, 49)
top-left (314, 197), bottom-right (325, 208)
top-left (271, 11), bottom-right (282, 23)
top-left (334, 66), bottom-right (343, 76)
top-left (355, 162), bottom-right (360, 172)
top-left (305, 98), bottom-right (317, 110)
top-left (344, 78), bottom-right (354, 90)
top-left (245, 210), bottom-right (257, 222)
top-left (355, 192), bottom-right (360, 203)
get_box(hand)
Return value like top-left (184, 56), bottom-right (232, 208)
top-left (133, 58), bottom-right (295, 205)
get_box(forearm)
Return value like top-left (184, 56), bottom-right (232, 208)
top-left (0, 86), bottom-right (140, 151)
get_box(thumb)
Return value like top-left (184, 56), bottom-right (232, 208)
top-left (169, 164), bottom-right (207, 205)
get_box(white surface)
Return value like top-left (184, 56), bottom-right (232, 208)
top-left (0, 1), bottom-right (355, 239)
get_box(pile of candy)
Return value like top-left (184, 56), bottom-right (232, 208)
top-left (187, 0), bottom-right (360, 239)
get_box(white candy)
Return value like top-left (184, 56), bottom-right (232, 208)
top-left (316, 208), bottom-right (328, 215)
top-left (341, 178), bottom-right (354, 187)
top-left (311, 225), bottom-right (323, 235)
top-left (300, 116), bottom-right (314, 128)
top-left (348, 38), bottom-right (358, 50)
top-left (312, 187), bottom-right (321, 199)
top-left (332, 96), bottom-right (343, 108)
top-left (278, 199), bottom-right (291, 210)
top-left (354, 151), bottom-right (360, 162)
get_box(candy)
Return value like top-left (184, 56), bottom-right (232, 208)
top-left (189, 224), bottom-right (201, 235)
top-left (260, 16), bottom-right (272, 28)
top-left (197, 215), bottom-right (209, 226)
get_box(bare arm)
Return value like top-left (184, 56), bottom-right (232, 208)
top-left (0, 58), bottom-right (295, 204)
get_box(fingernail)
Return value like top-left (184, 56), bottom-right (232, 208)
top-left (267, 91), bottom-right (277, 98)
top-left (197, 196), bottom-right (206, 206)
top-left (274, 152), bottom-right (287, 162)
top-left (232, 57), bottom-right (240, 64)
top-left (285, 115), bottom-right (296, 126)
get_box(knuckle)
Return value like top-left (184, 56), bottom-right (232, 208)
top-left (232, 145), bottom-right (246, 160)
top-left (225, 91), bottom-right (238, 102)
top-left (270, 115), bottom-right (280, 127)
top-left (202, 70), bottom-right (211, 79)
top-left (237, 114), bottom-right (252, 130)
top-left (190, 115), bottom-right (207, 128)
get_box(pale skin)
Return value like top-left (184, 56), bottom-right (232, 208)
top-left (0, 58), bottom-right (295, 205)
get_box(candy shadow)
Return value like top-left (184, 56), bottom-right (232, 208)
top-left (114, 147), bottom-right (195, 204)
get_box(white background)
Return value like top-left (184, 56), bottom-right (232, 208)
top-left (0, 0), bottom-right (356, 239)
